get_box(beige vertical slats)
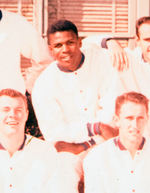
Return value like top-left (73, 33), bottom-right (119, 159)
top-left (115, 0), bottom-right (128, 34)
top-left (0, 0), bottom-right (18, 12)
top-left (21, 0), bottom-right (34, 23)
top-left (20, 0), bottom-right (34, 75)
top-left (58, 0), bottom-right (113, 35)
top-left (48, 0), bottom-right (58, 24)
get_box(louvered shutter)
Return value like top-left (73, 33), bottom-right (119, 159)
top-left (48, 0), bottom-right (136, 47)
top-left (20, 0), bottom-right (34, 23)
top-left (0, 0), bottom-right (18, 12)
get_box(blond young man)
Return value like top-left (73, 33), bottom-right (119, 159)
top-left (84, 92), bottom-right (150, 193)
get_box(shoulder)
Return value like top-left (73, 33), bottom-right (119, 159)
top-left (38, 61), bottom-right (58, 79)
top-left (26, 135), bottom-right (57, 156)
top-left (2, 9), bottom-right (30, 25)
top-left (82, 34), bottom-right (111, 48)
top-left (33, 61), bottom-right (58, 90)
top-left (81, 43), bottom-right (109, 63)
top-left (25, 135), bottom-right (58, 174)
top-left (125, 47), bottom-right (142, 58)
top-left (84, 138), bottom-right (115, 165)
top-left (1, 10), bottom-right (37, 40)
top-left (124, 47), bottom-right (143, 69)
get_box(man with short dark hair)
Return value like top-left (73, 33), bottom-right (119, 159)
top-left (32, 19), bottom-right (121, 193)
top-left (84, 91), bottom-right (150, 193)
top-left (32, 19), bottom-right (119, 150)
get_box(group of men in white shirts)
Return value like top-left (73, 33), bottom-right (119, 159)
top-left (1, 7), bottom-right (150, 193)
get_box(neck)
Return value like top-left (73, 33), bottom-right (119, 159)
top-left (119, 136), bottom-right (144, 159)
top-left (0, 134), bottom-right (25, 157)
top-left (58, 53), bottom-right (84, 72)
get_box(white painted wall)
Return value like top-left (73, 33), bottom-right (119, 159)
top-left (137, 0), bottom-right (150, 19)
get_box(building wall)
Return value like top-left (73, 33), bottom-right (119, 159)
top-left (47, 0), bottom-right (150, 48)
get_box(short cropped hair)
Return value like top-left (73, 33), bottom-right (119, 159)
top-left (136, 16), bottom-right (150, 38)
top-left (115, 91), bottom-right (149, 116)
top-left (0, 89), bottom-right (28, 110)
top-left (47, 19), bottom-right (78, 44)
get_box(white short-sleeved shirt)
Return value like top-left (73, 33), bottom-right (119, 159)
top-left (0, 10), bottom-right (51, 94)
top-left (0, 135), bottom-right (59, 193)
top-left (84, 137), bottom-right (150, 193)
top-left (32, 44), bottom-right (118, 143)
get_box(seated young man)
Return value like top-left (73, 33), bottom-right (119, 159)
top-left (84, 91), bottom-right (150, 193)
top-left (32, 19), bottom-right (126, 193)
top-left (32, 19), bottom-right (119, 151)
top-left (0, 88), bottom-right (70, 193)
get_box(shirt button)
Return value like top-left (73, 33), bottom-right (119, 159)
top-left (9, 184), bottom-right (12, 188)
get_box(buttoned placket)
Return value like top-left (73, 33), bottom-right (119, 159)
top-left (115, 138), bottom-right (144, 193)
top-left (6, 154), bottom-right (19, 193)
top-left (73, 71), bottom-right (89, 115)
top-left (4, 146), bottom-right (26, 193)
top-left (126, 150), bottom-right (143, 193)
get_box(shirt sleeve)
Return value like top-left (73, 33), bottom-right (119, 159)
top-left (17, 14), bottom-right (52, 64)
top-left (82, 35), bottom-right (113, 49)
top-left (32, 68), bottom-right (90, 143)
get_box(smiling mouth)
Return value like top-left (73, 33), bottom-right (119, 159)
top-left (6, 121), bottom-right (19, 126)
top-left (61, 55), bottom-right (72, 61)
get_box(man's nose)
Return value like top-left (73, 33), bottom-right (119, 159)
top-left (62, 44), bottom-right (69, 52)
top-left (131, 119), bottom-right (138, 129)
top-left (8, 109), bottom-right (16, 117)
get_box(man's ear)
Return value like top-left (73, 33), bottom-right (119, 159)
top-left (78, 37), bottom-right (82, 48)
top-left (48, 44), bottom-right (52, 52)
top-left (135, 35), bottom-right (140, 46)
top-left (113, 115), bottom-right (120, 128)
top-left (26, 110), bottom-right (29, 121)
top-left (48, 45), bottom-right (55, 58)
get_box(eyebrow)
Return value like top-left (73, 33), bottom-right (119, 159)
top-left (143, 37), bottom-right (150, 41)
top-left (125, 116), bottom-right (133, 119)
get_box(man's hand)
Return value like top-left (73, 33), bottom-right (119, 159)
top-left (55, 141), bottom-right (86, 154)
top-left (107, 39), bottom-right (129, 71)
top-left (99, 122), bottom-right (119, 140)
top-left (89, 122), bottom-right (119, 140)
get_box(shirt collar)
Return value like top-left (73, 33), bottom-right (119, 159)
top-left (0, 135), bottom-right (27, 151)
top-left (114, 137), bottom-right (145, 151)
top-left (57, 52), bottom-right (85, 72)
